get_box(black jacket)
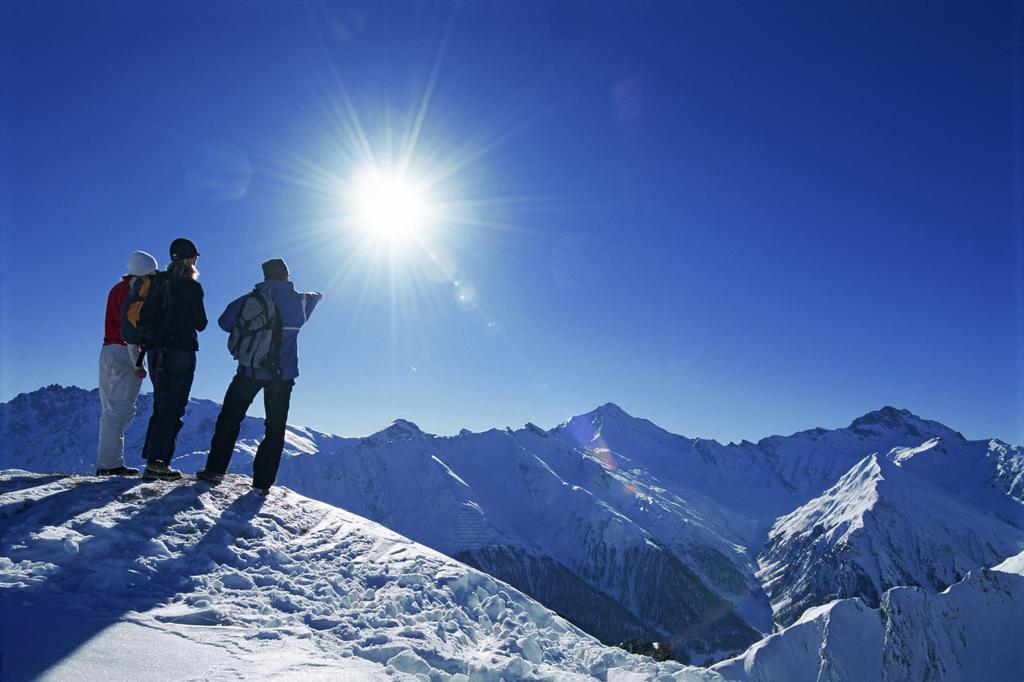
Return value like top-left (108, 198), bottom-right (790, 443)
top-left (164, 275), bottom-right (208, 351)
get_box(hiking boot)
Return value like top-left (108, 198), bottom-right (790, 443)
top-left (95, 466), bottom-right (140, 477)
top-left (252, 486), bottom-right (270, 496)
top-left (142, 461), bottom-right (183, 481)
top-left (195, 469), bottom-right (224, 483)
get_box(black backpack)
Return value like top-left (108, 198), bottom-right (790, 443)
top-left (121, 272), bottom-right (172, 353)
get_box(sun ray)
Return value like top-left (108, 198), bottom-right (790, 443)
top-left (399, 10), bottom-right (457, 179)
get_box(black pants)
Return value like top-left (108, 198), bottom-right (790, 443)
top-left (204, 374), bottom-right (294, 489)
top-left (142, 349), bottom-right (196, 465)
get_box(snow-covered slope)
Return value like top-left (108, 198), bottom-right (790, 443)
top-left (0, 471), bottom-right (719, 681)
top-left (0, 387), bottom-right (766, 664)
top-left (758, 451), bottom-right (1024, 625)
top-left (713, 551), bottom-right (1024, 682)
top-left (3, 386), bottom-right (1023, 669)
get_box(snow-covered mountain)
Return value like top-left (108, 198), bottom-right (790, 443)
top-left (0, 471), bottom-right (717, 681)
top-left (3, 385), bottom-right (1023, 671)
top-left (758, 450), bottom-right (1024, 625)
top-left (713, 551), bottom-right (1024, 681)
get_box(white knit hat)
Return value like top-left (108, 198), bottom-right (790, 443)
top-left (127, 250), bottom-right (158, 276)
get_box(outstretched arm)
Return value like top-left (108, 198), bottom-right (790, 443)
top-left (302, 291), bottom-right (323, 320)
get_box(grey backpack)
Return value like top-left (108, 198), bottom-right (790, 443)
top-left (227, 288), bottom-right (281, 376)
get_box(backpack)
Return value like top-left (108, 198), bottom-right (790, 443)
top-left (227, 287), bottom-right (282, 376)
top-left (120, 273), bottom-right (172, 351)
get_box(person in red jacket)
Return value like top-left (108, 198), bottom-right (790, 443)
top-left (96, 250), bottom-right (158, 476)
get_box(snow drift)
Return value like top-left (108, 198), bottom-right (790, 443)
top-left (0, 471), bottom-right (716, 681)
top-left (713, 552), bottom-right (1024, 681)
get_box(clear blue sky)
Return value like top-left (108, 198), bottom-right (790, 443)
top-left (2, 1), bottom-right (1022, 445)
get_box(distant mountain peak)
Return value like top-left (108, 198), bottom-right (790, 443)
top-left (847, 406), bottom-right (946, 439)
top-left (851, 406), bottom-right (918, 428)
top-left (389, 418), bottom-right (423, 434)
top-left (844, 405), bottom-right (967, 443)
top-left (552, 402), bottom-right (665, 451)
top-left (566, 403), bottom-right (636, 427)
top-left (593, 402), bottom-right (632, 419)
top-left (368, 418), bottom-right (425, 442)
top-left (14, 383), bottom-right (94, 401)
top-left (524, 422), bottom-right (548, 438)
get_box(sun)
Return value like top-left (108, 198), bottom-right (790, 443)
top-left (351, 169), bottom-right (432, 246)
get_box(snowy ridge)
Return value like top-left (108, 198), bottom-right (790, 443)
top-left (0, 384), bottom-right (352, 475)
top-left (757, 451), bottom-right (1024, 625)
top-left (713, 551), bottom-right (1024, 681)
top-left (0, 471), bottom-right (718, 681)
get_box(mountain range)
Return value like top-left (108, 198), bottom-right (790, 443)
top-left (2, 384), bottom-right (1023, 675)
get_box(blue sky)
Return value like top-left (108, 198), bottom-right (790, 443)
top-left (2, 1), bottom-right (1022, 445)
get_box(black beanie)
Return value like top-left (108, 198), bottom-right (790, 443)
top-left (170, 237), bottom-right (200, 261)
top-left (262, 258), bottom-right (289, 281)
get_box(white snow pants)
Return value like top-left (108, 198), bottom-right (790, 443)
top-left (97, 344), bottom-right (144, 470)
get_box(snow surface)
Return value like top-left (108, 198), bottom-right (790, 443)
top-left (713, 550), bottom-right (1024, 682)
top-left (0, 470), bottom-right (718, 681)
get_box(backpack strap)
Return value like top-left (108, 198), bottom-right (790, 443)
top-left (160, 272), bottom-right (174, 348)
top-left (270, 304), bottom-right (283, 379)
top-left (123, 276), bottom-right (150, 329)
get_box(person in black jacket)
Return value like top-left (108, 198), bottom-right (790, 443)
top-left (141, 237), bottom-right (208, 480)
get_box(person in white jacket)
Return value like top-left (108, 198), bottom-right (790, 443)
top-left (96, 250), bottom-right (158, 476)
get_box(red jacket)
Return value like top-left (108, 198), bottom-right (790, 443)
top-left (103, 276), bottom-right (132, 346)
